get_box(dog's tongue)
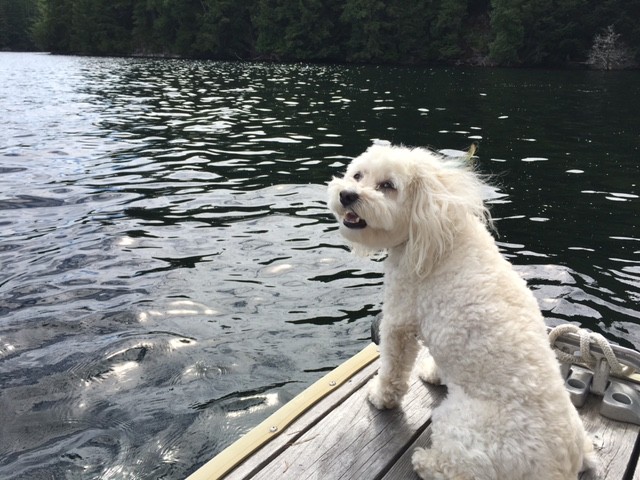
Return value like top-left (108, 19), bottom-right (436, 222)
top-left (345, 212), bottom-right (360, 223)
top-left (343, 211), bottom-right (367, 229)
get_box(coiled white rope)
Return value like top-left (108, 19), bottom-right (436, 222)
top-left (548, 324), bottom-right (634, 376)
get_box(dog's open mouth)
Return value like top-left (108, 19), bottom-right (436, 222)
top-left (343, 211), bottom-right (367, 229)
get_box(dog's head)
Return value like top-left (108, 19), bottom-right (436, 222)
top-left (327, 143), bottom-right (489, 276)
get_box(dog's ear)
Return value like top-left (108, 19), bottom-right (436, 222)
top-left (404, 162), bottom-right (488, 278)
top-left (405, 172), bottom-right (454, 278)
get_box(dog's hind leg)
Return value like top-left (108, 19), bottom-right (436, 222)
top-left (412, 448), bottom-right (474, 480)
top-left (417, 353), bottom-right (442, 385)
top-left (368, 324), bottom-right (420, 409)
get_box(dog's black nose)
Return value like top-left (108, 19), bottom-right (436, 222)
top-left (340, 190), bottom-right (359, 207)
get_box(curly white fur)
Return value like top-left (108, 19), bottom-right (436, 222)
top-left (327, 144), bottom-right (597, 480)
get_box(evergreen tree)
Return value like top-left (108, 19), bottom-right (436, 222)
top-left (384, 0), bottom-right (437, 63)
top-left (171, 0), bottom-right (204, 55)
top-left (282, 0), bottom-right (343, 60)
top-left (340, 0), bottom-right (396, 62)
top-left (253, 0), bottom-right (289, 59)
top-left (67, 0), bottom-right (133, 54)
top-left (518, 0), bottom-right (588, 65)
top-left (431, 0), bottom-right (467, 61)
top-left (194, 0), bottom-right (256, 59)
top-left (32, 0), bottom-right (74, 52)
top-left (489, 0), bottom-right (524, 65)
top-left (0, 0), bottom-right (38, 50)
top-left (68, 0), bottom-right (95, 53)
top-left (131, 0), bottom-right (176, 55)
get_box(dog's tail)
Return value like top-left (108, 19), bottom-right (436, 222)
top-left (580, 435), bottom-right (599, 473)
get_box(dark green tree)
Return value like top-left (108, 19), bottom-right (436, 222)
top-left (340, 0), bottom-right (397, 62)
top-left (382, 0), bottom-right (437, 63)
top-left (32, 0), bottom-right (73, 52)
top-left (489, 0), bottom-right (525, 65)
top-left (194, 0), bottom-right (256, 59)
top-left (0, 0), bottom-right (39, 50)
top-left (430, 0), bottom-right (467, 60)
top-left (169, 0), bottom-right (204, 55)
top-left (132, 0), bottom-right (178, 55)
top-left (254, 0), bottom-right (343, 61)
top-left (67, 0), bottom-right (133, 54)
top-left (282, 0), bottom-right (343, 60)
top-left (132, 0), bottom-right (204, 56)
top-left (518, 0), bottom-right (588, 65)
top-left (253, 0), bottom-right (289, 59)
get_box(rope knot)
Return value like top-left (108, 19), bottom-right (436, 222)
top-left (548, 324), bottom-right (631, 376)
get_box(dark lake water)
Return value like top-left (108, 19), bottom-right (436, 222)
top-left (0, 52), bottom-right (638, 479)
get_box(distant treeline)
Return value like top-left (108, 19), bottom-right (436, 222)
top-left (2, 0), bottom-right (639, 67)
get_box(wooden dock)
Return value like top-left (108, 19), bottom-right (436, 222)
top-left (188, 344), bottom-right (640, 480)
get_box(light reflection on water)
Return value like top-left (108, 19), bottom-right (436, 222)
top-left (0, 52), bottom-right (638, 479)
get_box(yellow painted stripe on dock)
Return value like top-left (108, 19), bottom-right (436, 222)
top-left (186, 342), bottom-right (380, 480)
top-left (627, 372), bottom-right (640, 383)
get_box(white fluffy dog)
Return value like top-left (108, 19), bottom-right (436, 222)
top-left (327, 143), bottom-right (596, 480)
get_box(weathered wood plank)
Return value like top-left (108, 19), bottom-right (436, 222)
top-left (226, 359), bottom-right (380, 479)
top-left (381, 424), bottom-right (433, 480)
top-left (578, 393), bottom-right (640, 480)
top-left (247, 352), bottom-right (446, 480)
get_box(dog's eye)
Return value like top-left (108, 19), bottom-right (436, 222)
top-left (353, 172), bottom-right (362, 181)
top-left (378, 181), bottom-right (396, 191)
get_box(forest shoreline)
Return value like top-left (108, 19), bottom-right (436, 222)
top-left (3, 48), bottom-right (614, 72)
top-left (3, 1), bottom-right (638, 71)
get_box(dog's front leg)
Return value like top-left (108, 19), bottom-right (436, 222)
top-left (368, 324), bottom-right (420, 409)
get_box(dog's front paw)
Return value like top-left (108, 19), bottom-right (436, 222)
top-left (417, 355), bottom-right (441, 385)
top-left (367, 375), bottom-right (402, 409)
